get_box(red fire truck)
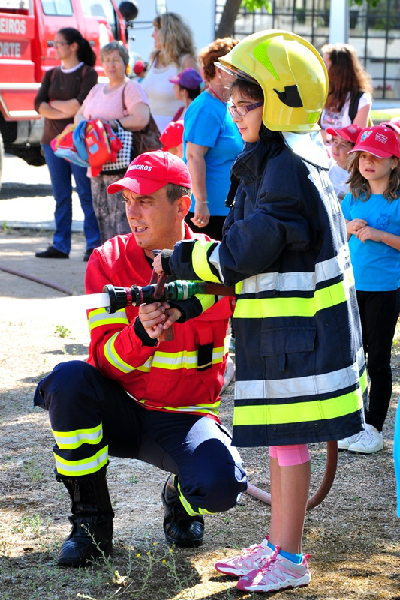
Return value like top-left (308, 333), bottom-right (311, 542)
top-left (0, 0), bottom-right (137, 190)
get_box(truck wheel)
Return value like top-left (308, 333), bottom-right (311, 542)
top-left (0, 131), bottom-right (3, 195)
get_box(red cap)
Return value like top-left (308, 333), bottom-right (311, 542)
top-left (133, 60), bottom-right (145, 75)
top-left (107, 150), bottom-right (192, 195)
top-left (326, 124), bottom-right (362, 145)
top-left (380, 117), bottom-right (400, 136)
top-left (348, 125), bottom-right (400, 159)
top-left (160, 120), bottom-right (184, 151)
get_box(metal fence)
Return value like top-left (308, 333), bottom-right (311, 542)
top-left (215, 0), bottom-right (400, 102)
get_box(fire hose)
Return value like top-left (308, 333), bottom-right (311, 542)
top-left (103, 279), bottom-right (338, 510)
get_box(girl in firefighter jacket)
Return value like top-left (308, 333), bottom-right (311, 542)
top-left (154, 31), bottom-right (365, 594)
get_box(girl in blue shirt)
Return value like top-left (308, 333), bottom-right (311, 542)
top-left (340, 125), bottom-right (400, 454)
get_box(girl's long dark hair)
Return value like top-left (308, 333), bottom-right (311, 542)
top-left (322, 43), bottom-right (371, 113)
top-left (348, 152), bottom-right (400, 202)
top-left (58, 28), bottom-right (96, 67)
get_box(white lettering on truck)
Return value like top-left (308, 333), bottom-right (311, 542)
top-left (0, 18), bottom-right (27, 35)
top-left (0, 42), bottom-right (21, 57)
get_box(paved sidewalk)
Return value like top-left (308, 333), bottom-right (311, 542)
top-left (1, 154), bottom-right (84, 231)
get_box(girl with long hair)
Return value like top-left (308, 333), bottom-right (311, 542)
top-left (320, 43), bottom-right (372, 143)
top-left (339, 125), bottom-right (400, 454)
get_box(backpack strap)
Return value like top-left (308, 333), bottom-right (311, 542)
top-left (348, 91), bottom-right (364, 123)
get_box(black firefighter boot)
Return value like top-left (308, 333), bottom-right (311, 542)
top-left (56, 466), bottom-right (114, 567)
top-left (161, 474), bottom-right (204, 548)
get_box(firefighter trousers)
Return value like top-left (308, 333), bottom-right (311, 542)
top-left (34, 361), bottom-right (247, 515)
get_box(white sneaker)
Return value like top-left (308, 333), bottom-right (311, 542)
top-left (215, 537), bottom-right (273, 576)
top-left (348, 424), bottom-right (383, 454)
top-left (337, 432), bottom-right (361, 450)
top-left (236, 549), bottom-right (311, 592)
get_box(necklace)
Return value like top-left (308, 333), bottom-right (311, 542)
top-left (207, 86), bottom-right (227, 104)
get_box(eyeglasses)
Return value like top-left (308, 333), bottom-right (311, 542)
top-left (53, 41), bottom-right (70, 48)
top-left (103, 57), bottom-right (124, 65)
top-left (228, 101), bottom-right (263, 118)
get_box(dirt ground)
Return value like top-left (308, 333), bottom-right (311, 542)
top-left (0, 229), bottom-right (399, 600)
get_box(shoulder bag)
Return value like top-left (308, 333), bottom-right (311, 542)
top-left (101, 83), bottom-right (161, 175)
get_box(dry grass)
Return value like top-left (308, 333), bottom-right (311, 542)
top-left (0, 230), bottom-right (399, 600)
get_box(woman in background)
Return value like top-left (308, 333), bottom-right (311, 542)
top-left (34, 27), bottom-right (100, 261)
top-left (142, 12), bottom-right (197, 132)
top-left (320, 43), bottom-right (372, 144)
top-left (183, 38), bottom-right (243, 240)
top-left (76, 41), bottom-right (150, 244)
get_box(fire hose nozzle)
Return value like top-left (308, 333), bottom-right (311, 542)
top-left (103, 281), bottom-right (236, 314)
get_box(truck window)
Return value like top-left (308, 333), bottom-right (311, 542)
top-left (41, 0), bottom-right (73, 16)
top-left (80, 0), bottom-right (119, 40)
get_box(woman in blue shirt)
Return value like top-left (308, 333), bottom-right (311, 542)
top-left (183, 38), bottom-right (243, 240)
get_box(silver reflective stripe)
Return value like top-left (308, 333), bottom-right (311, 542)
top-left (54, 448), bottom-right (108, 475)
top-left (88, 308), bottom-right (128, 329)
top-left (53, 425), bottom-right (103, 448)
top-left (240, 244), bottom-right (350, 295)
top-left (235, 346), bottom-right (365, 400)
top-left (209, 244), bottom-right (225, 283)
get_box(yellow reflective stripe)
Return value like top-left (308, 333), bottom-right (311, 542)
top-left (177, 481), bottom-right (215, 516)
top-left (192, 240), bottom-right (220, 282)
top-left (52, 424), bottom-right (103, 450)
top-left (161, 400), bottom-right (220, 417)
top-left (104, 333), bottom-right (152, 373)
top-left (152, 347), bottom-right (224, 370)
top-left (88, 307), bottom-right (129, 331)
top-left (233, 387), bottom-right (363, 427)
top-left (54, 446), bottom-right (108, 476)
top-left (195, 293), bottom-right (215, 312)
top-left (234, 270), bottom-right (354, 319)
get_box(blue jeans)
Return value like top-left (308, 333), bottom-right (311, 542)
top-left (42, 144), bottom-right (100, 254)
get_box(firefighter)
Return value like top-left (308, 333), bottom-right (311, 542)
top-left (34, 150), bottom-right (247, 568)
top-left (153, 30), bottom-right (366, 593)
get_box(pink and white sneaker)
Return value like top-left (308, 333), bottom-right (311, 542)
top-left (236, 547), bottom-right (311, 593)
top-left (215, 536), bottom-right (273, 577)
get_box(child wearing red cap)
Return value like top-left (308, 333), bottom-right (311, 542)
top-left (159, 120), bottom-right (184, 158)
top-left (326, 124), bottom-right (362, 201)
top-left (339, 125), bottom-right (400, 454)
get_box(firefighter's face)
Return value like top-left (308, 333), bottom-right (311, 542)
top-left (122, 187), bottom-right (190, 253)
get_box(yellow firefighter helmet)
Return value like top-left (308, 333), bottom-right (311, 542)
top-left (219, 29), bottom-right (328, 132)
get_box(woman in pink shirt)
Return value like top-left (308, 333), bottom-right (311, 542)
top-left (76, 41), bottom-right (150, 244)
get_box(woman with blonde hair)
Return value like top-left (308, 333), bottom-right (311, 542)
top-left (320, 43), bottom-right (372, 143)
top-left (142, 12), bottom-right (197, 132)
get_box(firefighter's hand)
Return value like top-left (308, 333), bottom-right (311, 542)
top-left (152, 254), bottom-right (163, 275)
top-left (139, 302), bottom-right (181, 339)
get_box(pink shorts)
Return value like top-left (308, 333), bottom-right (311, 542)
top-left (269, 444), bottom-right (310, 467)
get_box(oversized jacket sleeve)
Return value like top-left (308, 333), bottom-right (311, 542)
top-left (165, 148), bottom-right (314, 287)
top-left (85, 251), bottom-right (161, 384)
